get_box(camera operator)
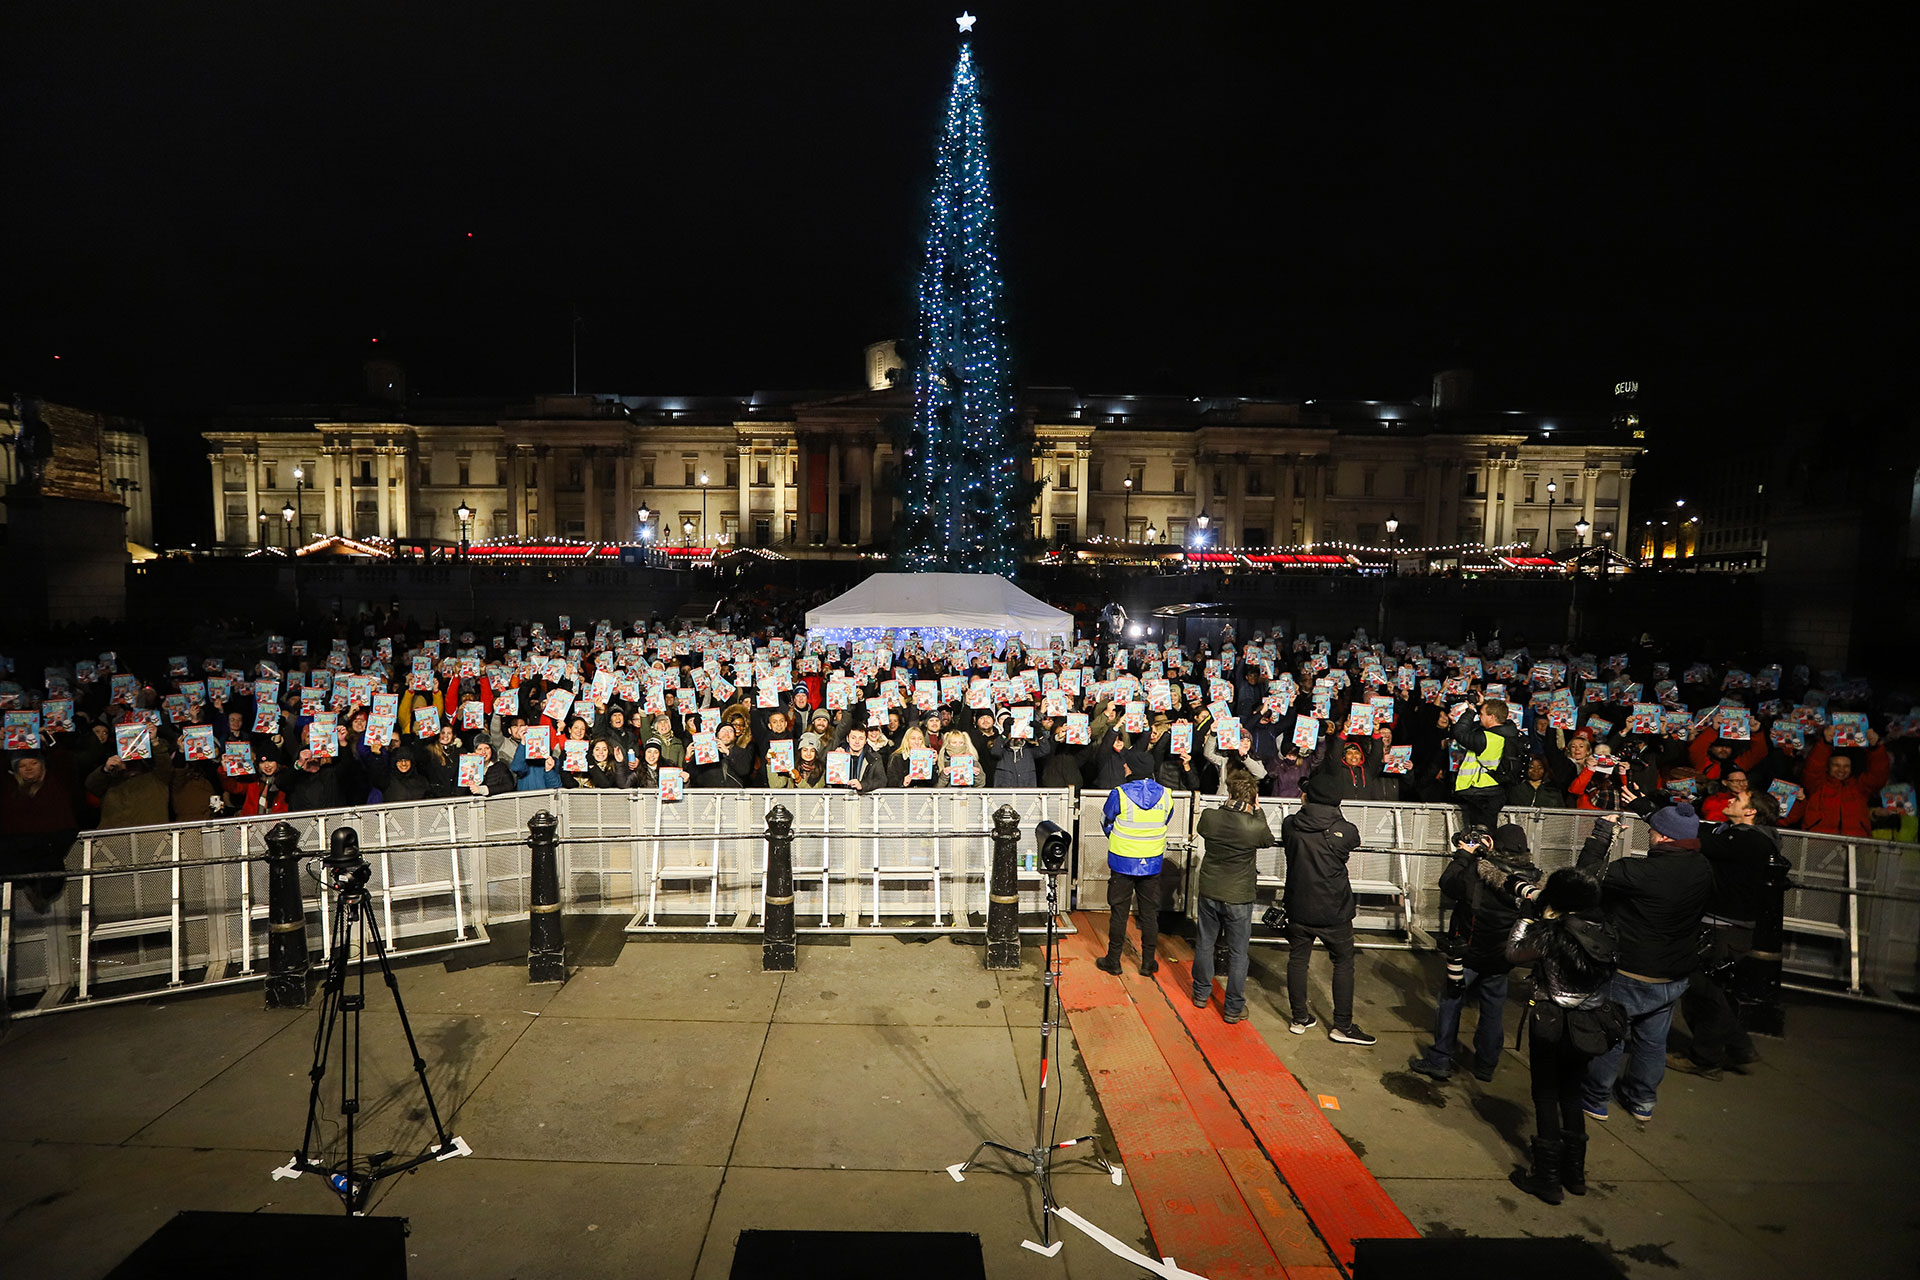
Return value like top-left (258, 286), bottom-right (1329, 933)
top-left (1411, 824), bottom-right (1541, 1082)
top-left (1449, 694), bottom-right (1518, 832)
top-left (1670, 789), bottom-right (1785, 1079)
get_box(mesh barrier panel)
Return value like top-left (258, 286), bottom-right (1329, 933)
top-left (6, 789), bottom-right (1915, 1012)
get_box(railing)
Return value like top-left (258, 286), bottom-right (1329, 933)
top-left (3, 789), bottom-right (1913, 1017)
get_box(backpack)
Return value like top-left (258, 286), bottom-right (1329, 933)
top-left (1492, 728), bottom-right (1527, 786)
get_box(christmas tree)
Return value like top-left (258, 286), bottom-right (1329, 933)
top-left (894, 30), bottom-right (1031, 576)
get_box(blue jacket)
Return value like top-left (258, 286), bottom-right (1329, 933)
top-left (1102, 777), bottom-right (1171, 876)
top-left (511, 741), bottom-right (564, 791)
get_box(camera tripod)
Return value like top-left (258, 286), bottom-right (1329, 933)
top-left (949, 838), bottom-right (1118, 1253)
top-left (273, 830), bottom-right (470, 1214)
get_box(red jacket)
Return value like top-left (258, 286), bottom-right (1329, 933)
top-left (1688, 727), bottom-right (1766, 780)
top-left (1799, 742), bottom-right (1890, 837)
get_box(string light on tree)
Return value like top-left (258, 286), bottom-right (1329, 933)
top-left (892, 24), bottom-right (1029, 578)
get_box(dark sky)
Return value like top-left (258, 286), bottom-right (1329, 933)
top-left (5, 3), bottom-right (1909, 429)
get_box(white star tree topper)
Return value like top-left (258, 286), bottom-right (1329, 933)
top-left (956, 12), bottom-right (977, 34)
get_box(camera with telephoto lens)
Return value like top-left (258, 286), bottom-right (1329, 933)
top-left (321, 827), bottom-right (371, 892)
top-left (1034, 820), bottom-right (1071, 875)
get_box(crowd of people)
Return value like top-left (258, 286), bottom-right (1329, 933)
top-left (2, 599), bottom-right (1915, 1200)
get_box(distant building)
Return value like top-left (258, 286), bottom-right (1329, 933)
top-left (198, 359), bottom-right (1641, 557)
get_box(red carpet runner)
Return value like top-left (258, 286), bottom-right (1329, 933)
top-left (1056, 910), bottom-right (1417, 1276)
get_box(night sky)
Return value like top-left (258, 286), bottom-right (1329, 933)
top-left (5, 5), bottom-right (1907, 461)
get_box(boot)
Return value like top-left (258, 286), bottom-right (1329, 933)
top-left (1094, 954), bottom-right (1123, 976)
top-left (1137, 948), bottom-right (1158, 977)
top-left (1509, 1136), bottom-right (1564, 1205)
top-left (1561, 1133), bottom-right (1588, 1197)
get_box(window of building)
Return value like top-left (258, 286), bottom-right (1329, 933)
top-left (1362, 469), bottom-right (1376, 497)
top-left (568, 460), bottom-right (583, 489)
top-left (754, 518), bottom-right (771, 546)
top-left (726, 457), bottom-right (739, 487)
top-left (360, 460), bottom-right (373, 484)
top-left (458, 459), bottom-right (470, 488)
top-left (1404, 467), bottom-right (1419, 496)
top-left (1246, 471), bottom-right (1263, 496)
top-left (756, 458), bottom-right (770, 486)
top-left (1356, 523), bottom-right (1378, 543)
top-left (1290, 518), bottom-right (1304, 544)
top-left (1054, 521), bottom-right (1075, 545)
top-left (264, 465), bottom-right (277, 490)
top-left (1172, 465), bottom-right (1187, 494)
top-left (1056, 459), bottom-right (1073, 490)
top-left (1525, 478), bottom-right (1537, 503)
top-left (684, 460), bottom-right (697, 486)
top-left (1127, 517), bottom-right (1146, 541)
top-left (1093, 464), bottom-right (1106, 491)
top-left (642, 457), bottom-right (655, 487)
top-left (1168, 519), bottom-right (1187, 545)
top-left (1325, 468), bottom-right (1338, 497)
top-left (1128, 462), bottom-right (1145, 489)
top-left (1212, 470), bottom-right (1226, 496)
top-left (1294, 470), bottom-right (1306, 498)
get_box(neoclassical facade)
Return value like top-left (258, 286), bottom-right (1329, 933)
top-left (202, 378), bottom-right (1639, 556)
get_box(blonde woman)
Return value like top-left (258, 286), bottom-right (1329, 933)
top-left (887, 725), bottom-right (934, 789)
top-left (938, 730), bottom-right (986, 788)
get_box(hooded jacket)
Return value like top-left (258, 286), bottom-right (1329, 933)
top-left (1100, 776), bottom-right (1171, 876)
top-left (1279, 801), bottom-right (1362, 928)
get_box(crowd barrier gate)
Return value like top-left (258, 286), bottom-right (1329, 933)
top-left (2, 788), bottom-right (1913, 1017)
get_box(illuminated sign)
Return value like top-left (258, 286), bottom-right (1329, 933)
top-left (1613, 381), bottom-right (1639, 397)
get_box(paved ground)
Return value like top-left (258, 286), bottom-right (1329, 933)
top-left (1, 922), bottom-right (1916, 1278)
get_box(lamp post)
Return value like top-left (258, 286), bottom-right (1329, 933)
top-left (699, 470), bottom-right (709, 546)
top-left (258, 508), bottom-right (269, 548)
top-left (683, 518), bottom-right (695, 547)
top-left (1544, 479), bottom-right (1557, 553)
top-left (1122, 474), bottom-right (1133, 539)
top-left (281, 501), bottom-right (295, 550)
top-left (291, 465), bottom-right (306, 547)
top-left (455, 503), bottom-right (473, 558)
top-left (1384, 513), bottom-right (1399, 544)
top-left (636, 503), bottom-right (651, 542)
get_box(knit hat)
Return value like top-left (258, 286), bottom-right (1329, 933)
top-left (1122, 749), bottom-right (1156, 780)
top-left (798, 732), bottom-right (824, 753)
top-left (1491, 823), bottom-right (1531, 857)
top-left (1648, 802), bottom-right (1700, 842)
top-left (642, 737), bottom-right (664, 758)
top-left (1304, 773), bottom-right (1341, 806)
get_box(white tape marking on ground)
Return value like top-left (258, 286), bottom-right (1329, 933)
top-left (1050, 1204), bottom-right (1209, 1279)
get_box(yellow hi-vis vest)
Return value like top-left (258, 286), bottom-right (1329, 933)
top-left (1108, 788), bottom-right (1174, 869)
top-left (1456, 728), bottom-right (1505, 792)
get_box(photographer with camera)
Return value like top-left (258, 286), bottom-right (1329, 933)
top-left (1411, 824), bottom-right (1541, 1082)
top-left (1448, 694), bottom-right (1519, 832)
top-left (1190, 772), bottom-right (1277, 1023)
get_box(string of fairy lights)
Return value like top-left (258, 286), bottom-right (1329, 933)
top-left (900, 34), bottom-right (1020, 578)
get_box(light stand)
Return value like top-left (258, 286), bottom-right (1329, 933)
top-left (950, 820), bottom-right (1118, 1253)
top-left (273, 828), bottom-right (470, 1213)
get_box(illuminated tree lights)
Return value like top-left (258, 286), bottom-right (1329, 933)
top-left (894, 38), bottom-right (1029, 578)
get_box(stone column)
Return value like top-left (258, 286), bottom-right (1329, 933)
top-left (506, 446), bottom-right (525, 536)
top-left (581, 446), bottom-right (599, 540)
top-left (1422, 459), bottom-right (1443, 540)
top-left (1500, 459), bottom-right (1521, 547)
top-left (857, 443), bottom-right (874, 545)
top-left (1303, 457), bottom-right (1326, 542)
top-left (244, 449), bottom-right (261, 545)
top-left (1479, 460), bottom-right (1497, 546)
top-left (375, 447), bottom-right (393, 539)
top-left (1615, 467), bottom-right (1635, 548)
top-left (736, 441), bottom-right (752, 546)
top-left (796, 440), bottom-right (813, 543)
top-left (826, 437), bottom-right (842, 544)
top-left (208, 454), bottom-right (228, 543)
top-left (614, 448), bottom-right (632, 540)
top-left (773, 443), bottom-right (789, 542)
top-left (1036, 459), bottom-right (1054, 542)
top-left (1229, 460), bottom-right (1247, 545)
top-left (1580, 467), bottom-right (1599, 543)
top-left (1275, 456), bottom-right (1296, 543)
top-left (1073, 451), bottom-right (1089, 539)
top-left (393, 445), bottom-right (412, 540)
top-left (319, 449), bottom-right (338, 536)
top-left (535, 446), bottom-right (555, 537)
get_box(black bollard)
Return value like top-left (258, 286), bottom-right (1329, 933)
top-left (1738, 851), bottom-right (1791, 1037)
top-left (264, 820), bottom-right (311, 1008)
top-left (985, 804), bottom-right (1022, 970)
top-left (762, 804), bottom-right (797, 972)
top-left (527, 811), bottom-right (566, 983)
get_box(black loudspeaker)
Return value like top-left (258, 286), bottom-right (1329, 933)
top-left (1353, 1236), bottom-right (1623, 1278)
top-left (106, 1211), bottom-right (408, 1279)
top-left (730, 1230), bottom-right (987, 1279)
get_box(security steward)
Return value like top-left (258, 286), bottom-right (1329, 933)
top-left (1450, 694), bottom-right (1518, 832)
top-left (1096, 750), bottom-right (1175, 977)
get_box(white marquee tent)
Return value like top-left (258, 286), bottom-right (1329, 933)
top-left (804, 573), bottom-right (1075, 649)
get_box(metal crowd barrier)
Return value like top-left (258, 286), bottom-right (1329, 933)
top-left (3, 787), bottom-right (1914, 1017)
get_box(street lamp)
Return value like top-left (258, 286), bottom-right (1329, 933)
top-left (1384, 513), bottom-right (1399, 542)
top-left (281, 500), bottom-right (296, 550)
top-left (636, 503), bottom-right (651, 541)
top-left (1544, 480), bottom-right (1558, 552)
top-left (258, 508), bottom-right (269, 548)
top-left (455, 502), bottom-right (473, 557)
top-left (1122, 474), bottom-right (1133, 538)
top-left (699, 470), bottom-right (709, 545)
top-left (1145, 523), bottom-right (1158, 545)
top-left (291, 465), bottom-right (305, 546)
top-left (1575, 516), bottom-right (1592, 543)
top-left (683, 518), bottom-right (695, 546)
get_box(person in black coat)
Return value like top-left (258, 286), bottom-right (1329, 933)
top-left (1411, 824), bottom-right (1541, 1081)
top-left (689, 721), bottom-right (754, 789)
top-left (1671, 789), bottom-right (1784, 1077)
top-left (1279, 773), bottom-right (1374, 1045)
top-left (468, 737), bottom-right (518, 797)
top-left (1507, 756), bottom-right (1570, 809)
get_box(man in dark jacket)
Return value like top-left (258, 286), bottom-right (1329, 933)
top-left (1450, 696), bottom-right (1519, 832)
top-left (1190, 773), bottom-right (1275, 1022)
top-left (1317, 735), bottom-right (1379, 804)
top-left (1671, 790), bottom-right (1783, 1078)
top-left (1576, 802), bottom-right (1715, 1122)
top-left (1280, 773), bottom-right (1375, 1044)
top-left (1412, 824), bottom-right (1540, 1081)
